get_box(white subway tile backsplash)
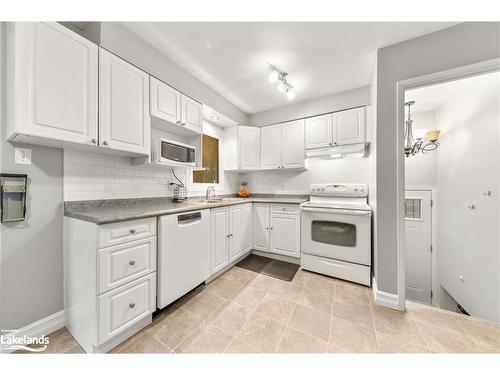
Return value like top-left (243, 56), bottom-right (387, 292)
top-left (63, 150), bottom-right (172, 201)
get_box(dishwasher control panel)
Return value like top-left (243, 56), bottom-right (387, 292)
top-left (178, 211), bottom-right (201, 223)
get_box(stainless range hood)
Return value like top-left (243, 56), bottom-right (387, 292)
top-left (305, 142), bottom-right (370, 159)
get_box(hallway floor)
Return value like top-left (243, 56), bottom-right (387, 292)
top-left (21, 267), bottom-right (500, 354)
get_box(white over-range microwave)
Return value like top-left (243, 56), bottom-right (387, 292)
top-left (158, 138), bottom-right (196, 167)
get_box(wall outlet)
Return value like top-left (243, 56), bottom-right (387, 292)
top-left (15, 147), bottom-right (32, 165)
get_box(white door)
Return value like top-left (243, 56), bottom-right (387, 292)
top-left (332, 107), bottom-right (365, 146)
top-left (229, 205), bottom-right (244, 262)
top-left (180, 94), bottom-right (202, 133)
top-left (252, 203), bottom-right (270, 251)
top-left (150, 76), bottom-right (181, 125)
top-left (13, 22), bottom-right (98, 145)
top-left (261, 124), bottom-right (282, 169)
top-left (270, 213), bottom-right (300, 257)
top-left (405, 190), bottom-right (432, 305)
top-left (305, 114), bottom-right (332, 149)
top-left (99, 48), bottom-right (150, 155)
top-left (238, 126), bottom-right (260, 170)
top-left (211, 207), bottom-right (229, 274)
top-left (242, 203), bottom-right (253, 254)
top-left (282, 119), bottom-right (305, 169)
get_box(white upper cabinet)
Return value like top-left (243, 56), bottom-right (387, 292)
top-left (99, 48), bottom-right (150, 156)
top-left (7, 22), bottom-right (98, 146)
top-left (149, 76), bottom-right (202, 135)
top-left (333, 107), bottom-right (365, 145)
top-left (150, 76), bottom-right (181, 125)
top-left (281, 119), bottom-right (305, 169)
top-left (224, 126), bottom-right (260, 171)
top-left (260, 124), bottom-right (282, 169)
top-left (261, 121), bottom-right (305, 170)
top-left (305, 114), bottom-right (332, 149)
top-left (305, 107), bottom-right (366, 149)
top-left (181, 95), bottom-right (203, 132)
top-left (238, 126), bottom-right (261, 170)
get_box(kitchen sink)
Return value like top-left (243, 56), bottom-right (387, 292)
top-left (196, 197), bottom-right (243, 204)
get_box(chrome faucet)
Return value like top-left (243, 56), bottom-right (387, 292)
top-left (206, 186), bottom-right (216, 201)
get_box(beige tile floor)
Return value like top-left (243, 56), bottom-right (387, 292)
top-left (18, 267), bottom-right (500, 354)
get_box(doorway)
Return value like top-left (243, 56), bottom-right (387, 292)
top-left (402, 70), bottom-right (500, 324)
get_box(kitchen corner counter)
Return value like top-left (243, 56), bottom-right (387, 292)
top-left (64, 195), bottom-right (309, 225)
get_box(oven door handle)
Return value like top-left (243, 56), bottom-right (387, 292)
top-left (301, 207), bottom-right (371, 216)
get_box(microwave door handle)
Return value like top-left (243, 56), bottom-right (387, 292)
top-left (301, 207), bottom-right (371, 216)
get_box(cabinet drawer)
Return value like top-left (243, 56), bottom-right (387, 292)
top-left (98, 237), bottom-right (157, 294)
top-left (270, 204), bottom-right (300, 215)
top-left (98, 273), bottom-right (156, 345)
top-left (98, 217), bottom-right (156, 248)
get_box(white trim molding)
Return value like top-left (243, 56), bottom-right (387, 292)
top-left (372, 277), bottom-right (401, 310)
top-left (395, 57), bottom-right (500, 311)
top-left (0, 310), bottom-right (65, 353)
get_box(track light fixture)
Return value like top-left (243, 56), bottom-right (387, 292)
top-left (268, 63), bottom-right (295, 100)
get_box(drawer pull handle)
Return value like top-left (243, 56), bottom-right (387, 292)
top-left (129, 303), bottom-right (136, 309)
top-left (129, 228), bottom-right (136, 234)
top-left (129, 260), bottom-right (136, 266)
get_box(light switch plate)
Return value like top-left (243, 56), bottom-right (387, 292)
top-left (15, 147), bottom-right (32, 165)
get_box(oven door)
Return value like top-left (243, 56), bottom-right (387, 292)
top-left (301, 206), bottom-right (371, 265)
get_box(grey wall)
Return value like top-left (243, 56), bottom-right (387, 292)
top-left (376, 22), bottom-right (500, 295)
top-left (0, 23), bottom-right (64, 330)
top-left (99, 23), bottom-right (248, 125)
top-left (248, 86), bottom-right (370, 126)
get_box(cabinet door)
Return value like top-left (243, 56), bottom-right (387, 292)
top-left (150, 76), bottom-right (181, 125)
top-left (270, 213), bottom-right (300, 257)
top-left (238, 126), bottom-right (260, 170)
top-left (242, 203), bottom-right (253, 254)
top-left (99, 48), bottom-right (150, 155)
top-left (252, 203), bottom-right (270, 252)
top-left (229, 205), bottom-right (244, 262)
top-left (13, 22), bottom-right (98, 145)
top-left (260, 124), bottom-right (282, 169)
top-left (181, 94), bottom-right (203, 133)
top-left (211, 207), bottom-right (229, 274)
top-left (282, 119), bottom-right (305, 169)
top-left (332, 107), bottom-right (365, 145)
top-left (305, 114), bottom-right (332, 149)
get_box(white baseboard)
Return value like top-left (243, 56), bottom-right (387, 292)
top-left (0, 310), bottom-right (65, 353)
top-left (372, 278), bottom-right (401, 311)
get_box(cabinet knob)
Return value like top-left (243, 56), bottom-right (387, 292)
top-left (90, 138), bottom-right (96, 144)
top-left (329, 142), bottom-right (333, 146)
top-left (176, 121), bottom-right (181, 125)
top-left (266, 227), bottom-right (269, 230)
top-left (129, 228), bottom-right (136, 234)
top-left (129, 260), bottom-right (136, 266)
top-left (129, 303), bottom-right (136, 309)
top-left (102, 141), bottom-right (108, 146)
top-left (181, 122), bottom-right (186, 126)
top-left (270, 227), bottom-right (274, 230)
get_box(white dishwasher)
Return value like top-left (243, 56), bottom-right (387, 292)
top-left (157, 209), bottom-right (211, 309)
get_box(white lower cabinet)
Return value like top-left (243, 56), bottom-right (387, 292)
top-left (211, 204), bottom-right (253, 274)
top-left (270, 210), bottom-right (301, 258)
top-left (64, 217), bottom-right (157, 353)
top-left (252, 203), bottom-right (270, 251)
top-left (211, 207), bottom-right (230, 274)
top-left (253, 203), bottom-right (301, 258)
top-left (98, 273), bottom-right (156, 345)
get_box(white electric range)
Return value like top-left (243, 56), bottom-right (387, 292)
top-left (300, 183), bottom-right (372, 286)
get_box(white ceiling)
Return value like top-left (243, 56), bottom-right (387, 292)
top-left (121, 22), bottom-right (456, 115)
top-left (405, 71), bottom-right (500, 114)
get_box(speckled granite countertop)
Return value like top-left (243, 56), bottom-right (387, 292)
top-left (64, 194), bottom-right (309, 224)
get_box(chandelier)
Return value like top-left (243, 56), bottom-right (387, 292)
top-left (404, 101), bottom-right (441, 157)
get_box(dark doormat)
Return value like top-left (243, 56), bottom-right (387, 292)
top-left (236, 254), bottom-right (299, 282)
